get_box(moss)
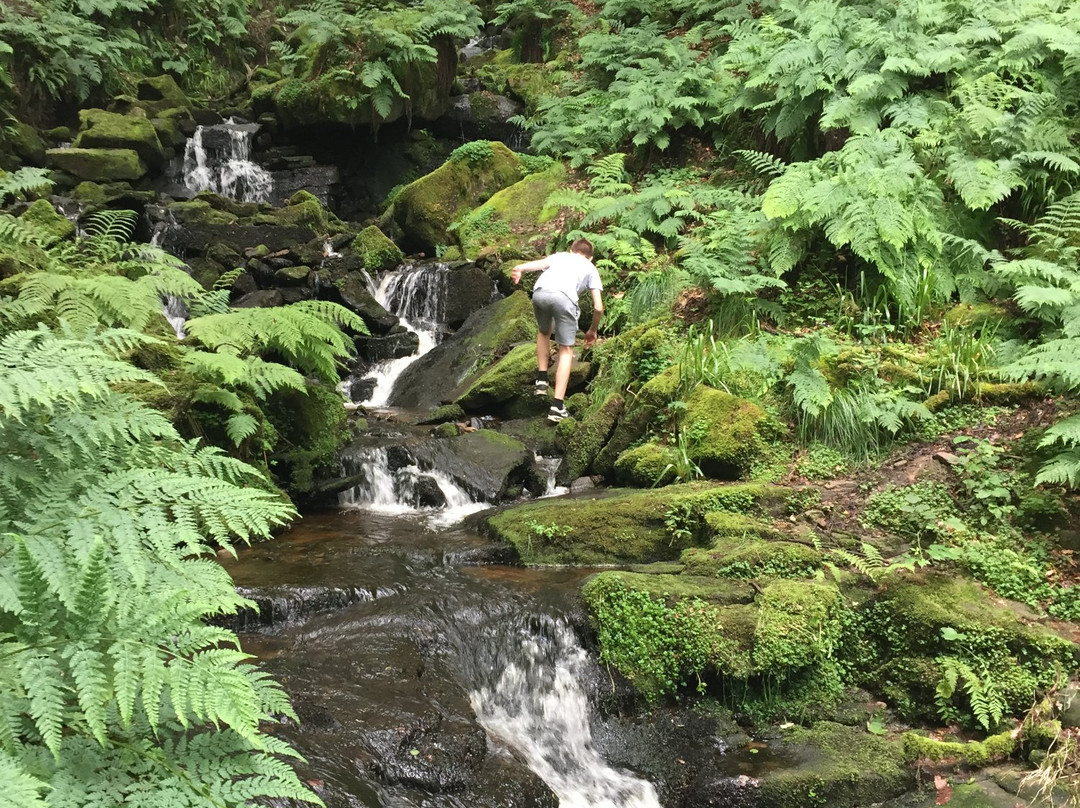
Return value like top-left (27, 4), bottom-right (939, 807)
top-left (74, 109), bottom-right (165, 168)
top-left (354, 225), bottom-right (403, 272)
top-left (901, 730), bottom-right (1016, 768)
top-left (681, 534), bottom-right (823, 580)
top-left (265, 194), bottom-right (332, 232)
top-left (971, 381), bottom-right (1045, 404)
top-left (559, 393), bottom-right (623, 483)
top-left (594, 364), bottom-right (682, 478)
top-left (758, 722), bottom-right (910, 808)
top-left (275, 265), bottom-right (311, 284)
top-left (613, 442), bottom-right (677, 487)
top-left (943, 303), bottom-right (1013, 330)
top-left (19, 199), bottom-right (74, 247)
top-left (265, 381), bottom-right (350, 496)
top-left (485, 481), bottom-right (786, 564)
top-left (753, 580), bottom-right (844, 672)
top-left (456, 342), bottom-right (591, 414)
top-left (422, 403), bottom-right (466, 424)
top-left (9, 121), bottom-right (46, 165)
top-left (70, 182), bottom-right (108, 207)
top-left (683, 385), bottom-right (774, 479)
top-left (434, 422), bottom-right (460, 438)
top-left (45, 148), bottom-right (147, 182)
top-left (151, 116), bottom-right (186, 149)
top-left (133, 75), bottom-right (192, 115)
top-left (168, 199), bottom-right (238, 226)
top-left (474, 50), bottom-right (562, 111)
top-left (455, 163), bottom-right (565, 259)
top-left (393, 141), bottom-right (524, 251)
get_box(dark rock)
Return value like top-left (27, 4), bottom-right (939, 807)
top-left (349, 377), bottom-right (377, 403)
top-left (410, 430), bottom-right (530, 502)
top-left (166, 222), bottom-right (317, 255)
top-left (410, 476), bottom-right (447, 509)
top-left (444, 265), bottom-right (496, 328)
top-left (234, 289), bottom-right (283, 308)
top-left (232, 272), bottom-right (258, 296)
top-left (570, 477), bottom-right (596, 494)
top-left (336, 272), bottom-right (399, 335)
top-left (280, 287), bottom-right (310, 304)
top-left (9, 122), bottom-right (46, 165)
top-left (433, 91), bottom-right (524, 144)
top-left (385, 445), bottom-right (414, 472)
top-left (355, 330), bottom-right (420, 363)
top-left (269, 164), bottom-right (341, 208)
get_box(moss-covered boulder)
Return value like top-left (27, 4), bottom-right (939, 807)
top-left (682, 385), bottom-right (775, 479)
top-left (9, 122), bottom-right (46, 165)
top-left (594, 364), bottom-right (682, 478)
top-left (454, 162), bottom-right (564, 259)
top-left (412, 429), bottom-right (531, 501)
top-left (74, 109), bottom-right (166, 169)
top-left (557, 393), bottom-right (623, 484)
top-left (132, 75), bottom-right (193, 116)
top-left (259, 190), bottom-right (336, 232)
top-left (389, 290), bottom-right (535, 410)
top-left (857, 574), bottom-right (1078, 721)
top-left (581, 571), bottom-right (844, 697)
top-left (392, 141), bottom-right (524, 252)
top-left (680, 513), bottom-right (822, 579)
top-left (485, 482), bottom-right (789, 565)
top-left (455, 342), bottom-right (591, 415)
top-left (19, 199), bottom-right (74, 247)
top-left (613, 442), bottom-right (678, 487)
top-left (354, 225), bottom-right (403, 272)
top-left (757, 722), bottom-right (911, 808)
top-left (45, 148), bottom-right (147, 182)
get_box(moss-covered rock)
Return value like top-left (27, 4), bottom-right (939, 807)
top-left (354, 225), bottom-right (403, 272)
top-left (9, 121), bottom-right (46, 165)
top-left (757, 722), bottom-right (911, 808)
top-left (594, 364), bottom-right (682, 478)
top-left (485, 481), bottom-right (788, 565)
top-left (45, 148), bottom-right (147, 182)
top-left (680, 513), bottom-right (822, 579)
top-left (901, 730), bottom-right (1016, 768)
top-left (455, 162), bottom-right (564, 259)
top-left (19, 199), bottom-right (74, 247)
top-left (612, 442), bottom-right (677, 487)
top-left (151, 115), bottom-right (187, 149)
top-left (942, 303), bottom-right (1013, 331)
top-left (73, 109), bottom-right (166, 169)
top-left (265, 381), bottom-right (350, 497)
top-left (420, 403), bottom-right (466, 425)
top-left (683, 385), bottom-right (775, 479)
top-left (133, 75), bottom-right (193, 116)
top-left (260, 190), bottom-right (334, 232)
top-left (455, 342), bottom-right (591, 415)
top-left (392, 141), bottom-right (524, 252)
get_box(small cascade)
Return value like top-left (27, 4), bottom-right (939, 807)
top-left (469, 615), bottom-right (662, 808)
top-left (534, 455), bottom-right (569, 498)
top-left (361, 264), bottom-right (450, 407)
top-left (54, 199), bottom-right (86, 239)
top-left (338, 446), bottom-right (485, 525)
top-left (180, 119), bottom-right (272, 203)
top-left (150, 213), bottom-right (189, 339)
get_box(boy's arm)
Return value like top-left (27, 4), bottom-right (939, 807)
top-left (510, 258), bottom-right (550, 284)
top-left (584, 287), bottom-right (603, 347)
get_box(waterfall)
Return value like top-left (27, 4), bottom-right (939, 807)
top-left (360, 264), bottom-right (449, 407)
top-left (535, 454), bottom-right (569, 498)
top-left (181, 119), bottom-right (272, 203)
top-left (469, 615), bottom-right (661, 808)
top-left (338, 446), bottom-right (485, 525)
top-left (150, 214), bottom-right (189, 340)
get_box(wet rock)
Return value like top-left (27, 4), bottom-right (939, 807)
top-left (435, 91), bottom-right (524, 144)
top-left (269, 164), bottom-right (341, 208)
top-left (411, 429), bottom-right (530, 502)
top-left (234, 289), bottom-right (284, 308)
top-left (354, 329), bottom-right (420, 363)
top-left (443, 264), bottom-right (496, 328)
top-left (46, 147), bottom-right (147, 182)
top-left (469, 755), bottom-right (558, 808)
top-left (570, 476), bottom-right (596, 494)
top-left (456, 342), bottom-right (591, 417)
top-left (389, 290), bottom-right (534, 410)
top-left (385, 445), bottom-right (414, 472)
top-left (336, 272), bottom-right (399, 335)
top-left (353, 224), bottom-right (404, 272)
top-left (9, 121), bottom-right (46, 166)
top-left (165, 222), bottom-right (318, 255)
top-left (410, 476), bottom-right (447, 509)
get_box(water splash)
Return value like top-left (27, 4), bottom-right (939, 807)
top-left (469, 616), bottom-right (661, 808)
top-left (181, 119), bottom-right (272, 203)
top-left (534, 454), bottom-right (569, 498)
top-left (361, 264), bottom-right (449, 407)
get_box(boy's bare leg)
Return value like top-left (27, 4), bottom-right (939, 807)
top-left (553, 344), bottom-right (574, 400)
top-left (536, 331), bottom-right (551, 373)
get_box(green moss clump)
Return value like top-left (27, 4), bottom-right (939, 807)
top-left (901, 730), bottom-right (1016, 768)
top-left (683, 385), bottom-right (774, 479)
top-left (758, 722), bottom-right (910, 808)
top-left (455, 163), bottom-right (565, 259)
top-left (423, 403), bottom-right (466, 424)
top-left (74, 109), bottom-right (165, 168)
top-left (681, 514), bottom-right (823, 579)
top-left (456, 342), bottom-right (591, 414)
top-left (19, 199), bottom-right (74, 247)
top-left (266, 192), bottom-right (334, 232)
top-left (9, 121), bottom-right (46, 165)
top-left (167, 199), bottom-right (238, 226)
top-left (132, 75), bottom-right (192, 116)
top-left (558, 393), bottom-right (623, 483)
top-left (753, 580), bottom-right (844, 672)
top-left (392, 141), bottom-right (524, 250)
top-left (264, 381), bottom-right (349, 496)
top-left (354, 225), bottom-right (403, 272)
top-left (433, 422), bottom-right (460, 438)
top-left (45, 148), bottom-right (147, 182)
top-left (594, 364), bottom-right (682, 478)
top-left (942, 302), bottom-right (1013, 330)
top-left (613, 442), bottom-right (677, 487)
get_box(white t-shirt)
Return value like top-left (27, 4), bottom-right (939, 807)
top-left (533, 251), bottom-right (603, 311)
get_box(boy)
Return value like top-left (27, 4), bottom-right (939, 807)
top-left (511, 239), bottom-right (603, 422)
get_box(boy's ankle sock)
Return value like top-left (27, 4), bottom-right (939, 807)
top-left (552, 398), bottom-right (564, 408)
top-left (535, 371), bottom-right (548, 382)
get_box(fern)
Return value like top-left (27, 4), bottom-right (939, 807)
top-left (935, 656), bottom-right (1007, 732)
top-left (0, 167), bottom-right (53, 203)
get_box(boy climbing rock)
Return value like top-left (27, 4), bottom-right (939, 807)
top-left (511, 238), bottom-right (603, 422)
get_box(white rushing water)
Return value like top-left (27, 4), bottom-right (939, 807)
top-left (470, 618), bottom-right (661, 808)
top-left (361, 265), bottom-right (449, 407)
top-left (339, 447), bottom-right (486, 526)
top-left (535, 454), bottom-right (569, 498)
top-left (181, 119), bottom-right (272, 203)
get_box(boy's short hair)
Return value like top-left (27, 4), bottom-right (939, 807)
top-left (570, 238), bottom-right (594, 259)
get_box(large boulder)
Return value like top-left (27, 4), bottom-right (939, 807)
top-left (555, 393), bottom-right (624, 485)
top-left (112, 75), bottom-right (193, 117)
top-left (455, 342), bottom-right (590, 416)
top-left (392, 141), bottom-right (524, 253)
top-left (9, 121), bottom-right (46, 166)
top-left (335, 272), bottom-right (399, 335)
top-left (45, 148), bottom-right (147, 182)
top-left (74, 109), bottom-right (166, 169)
top-left (434, 91), bottom-right (524, 144)
top-left (443, 264), bottom-right (496, 328)
top-left (682, 386), bottom-right (777, 479)
top-left (412, 429), bottom-right (531, 502)
top-left (354, 224), bottom-right (403, 272)
top-left (388, 290), bottom-right (534, 410)
top-left (19, 199), bottom-right (74, 247)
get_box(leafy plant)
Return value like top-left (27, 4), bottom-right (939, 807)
top-left (935, 629), bottom-right (1008, 732)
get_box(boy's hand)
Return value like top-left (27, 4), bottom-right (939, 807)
top-left (510, 267), bottom-right (522, 284)
top-left (584, 329), bottom-right (598, 348)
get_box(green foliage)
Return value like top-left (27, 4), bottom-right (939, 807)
top-left (0, 327), bottom-right (318, 807)
top-left (935, 629), bottom-right (1009, 732)
top-left (861, 481), bottom-right (960, 542)
top-left (0, 168), bottom-right (53, 204)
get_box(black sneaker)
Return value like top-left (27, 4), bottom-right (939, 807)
top-left (533, 380), bottom-right (549, 396)
top-left (548, 403), bottom-right (569, 423)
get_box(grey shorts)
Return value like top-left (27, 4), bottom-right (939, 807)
top-left (532, 288), bottom-right (579, 347)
